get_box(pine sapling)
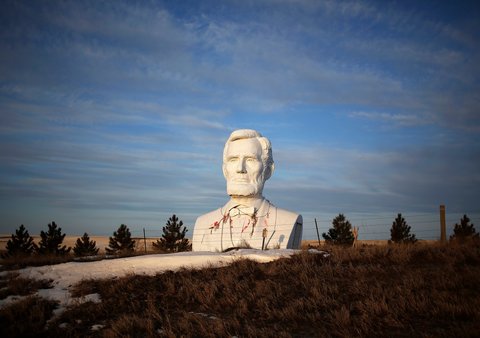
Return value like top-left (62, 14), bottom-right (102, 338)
top-left (153, 214), bottom-right (191, 252)
top-left (106, 224), bottom-right (136, 255)
top-left (390, 213), bottom-right (417, 244)
top-left (450, 214), bottom-right (479, 243)
top-left (36, 221), bottom-right (71, 255)
top-left (322, 214), bottom-right (355, 246)
top-left (4, 224), bottom-right (36, 257)
top-left (73, 233), bottom-right (100, 257)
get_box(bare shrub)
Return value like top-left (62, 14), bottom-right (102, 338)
top-left (0, 296), bottom-right (58, 337)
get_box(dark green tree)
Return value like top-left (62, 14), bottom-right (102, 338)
top-left (390, 213), bottom-right (417, 244)
top-left (35, 221), bottom-right (71, 255)
top-left (450, 214), bottom-right (479, 243)
top-left (73, 233), bottom-right (100, 257)
top-left (4, 224), bottom-right (35, 257)
top-left (106, 224), bottom-right (136, 255)
top-left (322, 214), bottom-right (355, 246)
top-left (153, 214), bottom-right (191, 252)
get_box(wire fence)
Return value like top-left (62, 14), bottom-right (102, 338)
top-left (128, 209), bottom-right (480, 243)
top-left (304, 211), bottom-right (480, 241)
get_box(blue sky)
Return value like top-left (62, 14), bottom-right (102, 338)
top-left (1, 0), bottom-right (479, 240)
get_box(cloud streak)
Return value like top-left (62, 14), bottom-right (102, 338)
top-left (0, 0), bottom-right (479, 238)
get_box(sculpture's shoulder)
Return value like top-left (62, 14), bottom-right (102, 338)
top-left (195, 208), bottom-right (223, 228)
top-left (192, 208), bottom-right (224, 251)
top-left (192, 208), bottom-right (223, 240)
top-left (266, 205), bottom-right (303, 249)
top-left (273, 206), bottom-right (303, 224)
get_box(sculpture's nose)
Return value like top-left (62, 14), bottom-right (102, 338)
top-left (236, 158), bottom-right (247, 173)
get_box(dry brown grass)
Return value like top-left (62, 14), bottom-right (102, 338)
top-left (0, 253), bottom-right (74, 269)
top-left (0, 296), bottom-right (58, 338)
top-left (47, 243), bottom-right (480, 337)
top-left (0, 272), bottom-right (53, 299)
top-left (2, 242), bottom-right (480, 337)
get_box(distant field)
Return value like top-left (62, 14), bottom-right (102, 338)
top-left (0, 235), bottom-right (157, 254)
top-left (1, 235), bottom-right (439, 253)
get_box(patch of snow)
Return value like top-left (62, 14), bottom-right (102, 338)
top-left (307, 249), bottom-right (330, 256)
top-left (91, 324), bottom-right (105, 331)
top-left (2, 249), bottom-right (299, 315)
top-left (0, 270), bottom-right (10, 277)
top-left (81, 293), bottom-right (101, 304)
top-left (0, 294), bottom-right (27, 308)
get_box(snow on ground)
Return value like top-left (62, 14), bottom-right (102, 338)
top-left (0, 249), bottom-right (303, 315)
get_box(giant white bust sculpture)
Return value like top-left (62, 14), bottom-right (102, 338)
top-left (192, 129), bottom-right (303, 251)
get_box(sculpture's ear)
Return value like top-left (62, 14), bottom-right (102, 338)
top-left (264, 162), bottom-right (275, 181)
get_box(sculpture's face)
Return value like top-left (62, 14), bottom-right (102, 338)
top-left (224, 138), bottom-right (265, 197)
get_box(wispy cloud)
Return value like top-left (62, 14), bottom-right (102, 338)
top-left (348, 111), bottom-right (429, 127)
top-left (0, 0), bottom-right (479, 236)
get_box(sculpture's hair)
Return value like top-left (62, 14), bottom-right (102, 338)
top-left (223, 129), bottom-right (274, 180)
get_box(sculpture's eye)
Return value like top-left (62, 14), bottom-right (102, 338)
top-left (228, 157), bottom-right (238, 162)
top-left (246, 157), bottom-right (256, 162)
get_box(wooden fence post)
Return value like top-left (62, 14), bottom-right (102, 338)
top-left (440, 205), bottom-right (446, 243)
top-left (143, 228), bottom-right (147, 253)
top-left (315, 218), bottom-right (321, 247)
top-left (262, 228), bottom-right (267, 250)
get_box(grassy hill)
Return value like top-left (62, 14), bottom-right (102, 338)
top-left (1, 242), bottom-right (480, 337)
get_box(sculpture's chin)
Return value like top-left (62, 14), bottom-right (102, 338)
top-left (227, 182), bottom-right (263, 197)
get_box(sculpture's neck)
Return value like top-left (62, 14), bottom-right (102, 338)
top-left (228, 194), bottom-right (264, 208)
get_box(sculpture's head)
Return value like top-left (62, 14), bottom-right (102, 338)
top-left (222, 129), bottom-right (275, 198)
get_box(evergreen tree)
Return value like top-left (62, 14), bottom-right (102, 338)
top-left (73, 233), bottom-right (100, 257)
top-left (5, 224), bottom-right (35, 257)
top-left (153, 214), bottom-right (191, 252)
top-left (390, 213), bottom-right (417, 244)
top-left (450, 214), bottom-right (479, 243)
top-left (35, 221), bottom-right (71, 255)
top-left (106, 224), bottom-right (136, 255)
top-left (322, 214), bottom-right (355, 246)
